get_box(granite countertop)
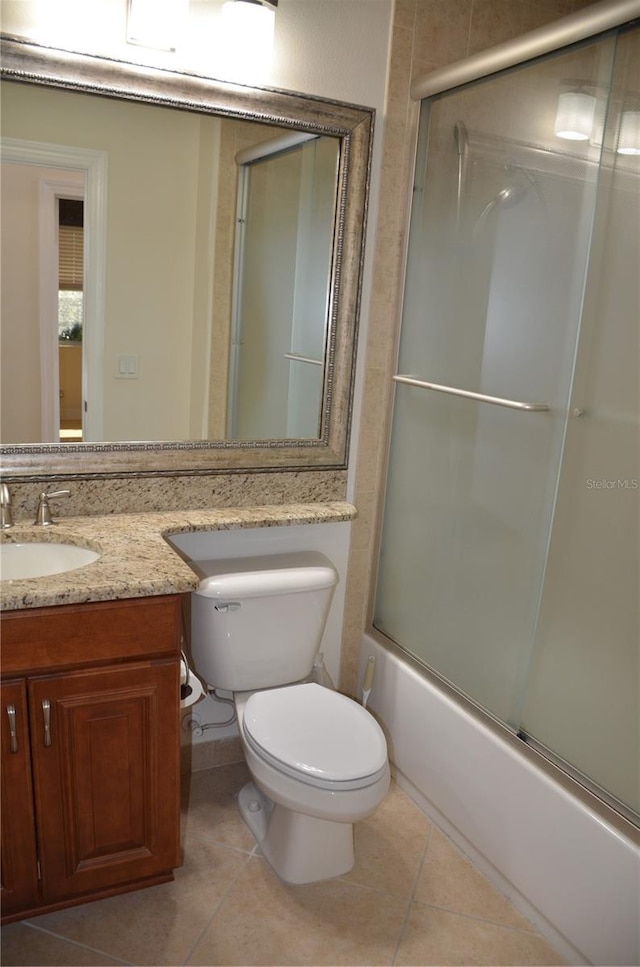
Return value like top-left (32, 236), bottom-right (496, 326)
top-left (0, 502), bottom-right (356, 611)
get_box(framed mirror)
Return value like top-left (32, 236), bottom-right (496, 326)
top-left (0, 35), bottom-right (373, 478)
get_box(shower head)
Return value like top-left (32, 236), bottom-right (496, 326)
top-left (473, 183), bottom-right (527, 233)
top-left (454, 120), bottom-right (469, 159)
top-left (454, 121), bottom-right (470, 227)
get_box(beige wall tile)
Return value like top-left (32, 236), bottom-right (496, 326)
top-left (468, 0), bottom-right (527, 56)
top-left (393, 0), bottom-right (417, 33)
top-left (413, 0), bottom-right (473, 67)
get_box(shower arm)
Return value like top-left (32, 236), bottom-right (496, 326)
top-left (454, 121), bottom-right (469, 227)
top-left (392, 375), bottom-right (550, 412)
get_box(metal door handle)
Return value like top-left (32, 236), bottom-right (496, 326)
top-left (7, 704), bottom-right (17, 753)
top-left (393, 375), bottom-right (550, 412)
top-left (283, 352), bottom-right (323, 366)
top-left (42, 698), bottom-right (52, 747)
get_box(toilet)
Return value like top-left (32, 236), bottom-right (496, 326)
top-left (190, 551), bottom-right (390, 885)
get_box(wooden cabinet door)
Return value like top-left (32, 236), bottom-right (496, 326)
top-left (28, 661), bottom-right (180, 903)
top-left (0, 680), bottom-right (40, 917)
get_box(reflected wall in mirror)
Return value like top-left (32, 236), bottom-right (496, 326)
top-left (0, 35), bottom-right (373, 478)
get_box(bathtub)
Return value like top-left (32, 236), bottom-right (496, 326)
top-left (359, 634), bottom-right (640, 967)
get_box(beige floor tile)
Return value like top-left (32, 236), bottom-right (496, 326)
top-left (0, 922), bottom-right (122, 966)
top-left (340, 781), bottom-right (432, 897)
top-left (187, 854), bottom-right (409, 966)
top-left (3, 767), bottom-right (565, 967)
top-left (395, 904), bottom-right (564, 966)
top-left (182, 759), bottom-right (257, 853)
top-left (25, 837), bottom-right (250, 966)
top-left (414, 827), bottom-right (534, 929)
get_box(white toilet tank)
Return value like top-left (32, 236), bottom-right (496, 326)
top-left (190, 552), bottom-right (338, 691)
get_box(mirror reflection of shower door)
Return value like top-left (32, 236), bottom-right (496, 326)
top-left (374, 27), bottom-right (639, 818)
top-left (227, 136), bottom-right (338, 440)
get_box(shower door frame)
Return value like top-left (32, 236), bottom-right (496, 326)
top-left (367, 0), bottom-right (640, 836)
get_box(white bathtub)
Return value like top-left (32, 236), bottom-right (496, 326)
top-left (359, 634), bottom-right (640, 967)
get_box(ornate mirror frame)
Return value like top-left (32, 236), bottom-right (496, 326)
top-left (0, 35), bottom-right (373, 479)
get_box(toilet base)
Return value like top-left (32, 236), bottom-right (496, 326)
top-left (238, 781), bottom-right (355, 884)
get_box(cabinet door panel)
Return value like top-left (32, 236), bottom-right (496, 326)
top-left (29, 661), bottom-right (179, 902)
top-left (0, 680), bottom-right (40, 916)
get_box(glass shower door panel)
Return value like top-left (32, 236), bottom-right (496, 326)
top-left (376, 388), bottom-right (560, 724)
top-left (374, 37), bottom-right (615, 726)
top-left (521, 27), bottom-right (640, 816)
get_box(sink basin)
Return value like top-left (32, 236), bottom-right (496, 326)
top-left (0, 542), bottom-right (100, 580)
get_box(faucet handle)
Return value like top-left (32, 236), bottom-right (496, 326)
top-left (34, 489), bottom-right (70, 526)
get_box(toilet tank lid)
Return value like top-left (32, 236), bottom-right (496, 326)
top-left (196, 551), bottom-right (338, 599)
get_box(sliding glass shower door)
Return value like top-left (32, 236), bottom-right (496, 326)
top-left (374, 26), bottom-right (638, 818)
top-left (520, 26), bottom-right (639, 814)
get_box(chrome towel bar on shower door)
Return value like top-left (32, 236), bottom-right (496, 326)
top-left (392, 375), bottom-right (550, 412)
top-left (283, 352), bottom-right (323, 366)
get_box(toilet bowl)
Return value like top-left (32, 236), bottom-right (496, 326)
top-left (189, 551), bottom-right (390, 884)
top-left (234, 682), bottom-right (390, 884)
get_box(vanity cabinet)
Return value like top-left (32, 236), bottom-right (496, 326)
top-left (0, 595), bottom-right (183, 923)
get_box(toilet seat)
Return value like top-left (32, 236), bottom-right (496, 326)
top-left (242, 682), bottom-right (388, 791)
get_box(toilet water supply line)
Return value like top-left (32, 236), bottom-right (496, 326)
top-left (362, 656), bottom-right (376, 708)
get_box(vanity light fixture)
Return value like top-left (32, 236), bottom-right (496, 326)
top-left (219, 0), bottom-right (277, 77)
top-left (616, 110), bottom-right (640, 155)
top-left (126, 0), bottom-right (189, 51)
top-left (554, 90), bottom-right (597, 141)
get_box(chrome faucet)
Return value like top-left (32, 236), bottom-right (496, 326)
top-left (0, 483), bottom-right (13, 529)
top-left (34, 490), bottom-right (70, 526)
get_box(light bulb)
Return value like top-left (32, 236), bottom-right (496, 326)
top-left (617, 111), bottom-right (640, 156)
top-left (218, 0), bottom-right (276, 81)
top-left (127, 0), bottom-right (189, 51)
top-left (554, 91), bottom-right (596, 142)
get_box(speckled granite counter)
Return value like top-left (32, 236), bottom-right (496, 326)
top-left (0, 502), bottom-right (356, 611)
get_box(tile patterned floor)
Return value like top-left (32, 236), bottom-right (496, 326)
top-left (1, 761), bottom-right (565, 966)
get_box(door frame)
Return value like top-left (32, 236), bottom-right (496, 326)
top-left (1, 138), bottom-right (108, 441)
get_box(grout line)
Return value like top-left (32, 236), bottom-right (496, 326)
top-left (179, 849), bottom-right (254, 967)
top-left (182, 830), bottom-right (257, 859)
top-left (408, 897), bottom-right (544, 936)
top-left (19, 921), bottom-right (134, 966)
top-left (390, 822), bottom-right (433, 966)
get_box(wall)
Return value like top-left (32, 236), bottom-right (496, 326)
top-left (1, 162), bottom-right (55, 442)
top-left (339, 0), bottom-right (602, 694)
top-left (2, 83), bottom-right (208, 442)
top-left (1, 0), bottom-right (392, 523)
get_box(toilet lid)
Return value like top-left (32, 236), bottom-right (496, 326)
top-left (242, 682), bottom-right (388, 785)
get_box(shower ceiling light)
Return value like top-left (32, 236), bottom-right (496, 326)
top-left (554, 91), bottom-right (596, 141)
top-left (617, 111), bottom-right (640, 155)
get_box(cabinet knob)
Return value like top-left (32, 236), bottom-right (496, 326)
top-left (7, 704), bottom-right (17, 753)
top-left (42, 698), bottom-right (52, 747)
